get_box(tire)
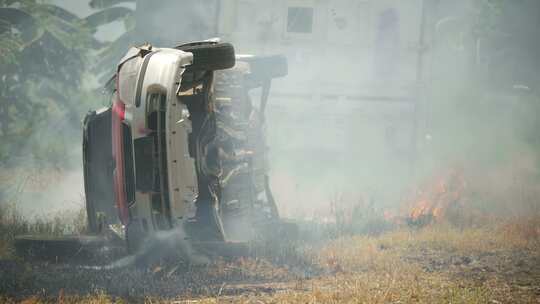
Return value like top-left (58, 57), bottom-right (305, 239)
top-left (179, 43), bottom-right (236, 71)
top-left (242, 55), bottom-right (288, 79)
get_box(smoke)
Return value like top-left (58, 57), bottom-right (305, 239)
top-left (0, 135), bottom-right (85, 220)
top-left (4, 0), bottom-right (539, 226)
top-left (238, 0), bottom-right (540, 220)
top-left (256, 1), bottom-right (424, 218)
top-left (84, 226), bottom-right (209, 270)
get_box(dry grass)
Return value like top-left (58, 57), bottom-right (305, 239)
top-left (0, 292), bottom-right (123, 304)
top-left (1, 164), bottom-right (539, 303)
top-left (498, 216), bottom-right (540, 248)
top-left (2, 217), bottom-right (538, 303)
top-left (319, 221), bottom-right (539, 269)
top-left (194, 221), bottom-right (538, 304)
top-left (0, 203), bottom-right (87, 259)
top-left (0, 166), bottom-right (87, 259)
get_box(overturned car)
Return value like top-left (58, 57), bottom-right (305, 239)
top-left (84, 41), bottom-right (236, 251)
top-left (35, 40), bottom-right (294, 258)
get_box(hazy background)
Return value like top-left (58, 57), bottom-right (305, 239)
top-left (1, 0), bottom-right (539, 221)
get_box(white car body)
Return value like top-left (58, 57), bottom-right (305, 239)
top-left (116, 47), bottom-right (198, 228)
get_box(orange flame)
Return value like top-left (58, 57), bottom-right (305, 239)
top-left (407, 168), bottom-right (466, 225)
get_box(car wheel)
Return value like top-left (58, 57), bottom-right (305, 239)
top-left (179, 43), bottom-right (236, 71)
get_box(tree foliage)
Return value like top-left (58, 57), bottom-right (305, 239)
top-left (0, 0), bottom-right (94, 164)
top-left (471, 0), bottom-right (540, 89)
top-left (85, 0), bottom-right (136, 83)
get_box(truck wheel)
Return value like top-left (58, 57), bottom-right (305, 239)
top-left (180, 43), bottom-right (236, 71)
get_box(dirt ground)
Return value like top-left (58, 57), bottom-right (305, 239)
top-left (0, 225), bottom-right (539, 303)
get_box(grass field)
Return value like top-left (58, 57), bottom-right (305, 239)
top-left (0, 210), bottom-right (538, 303)
top-left (1, 166), bottom-right (539, 303)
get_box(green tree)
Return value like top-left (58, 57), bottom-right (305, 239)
top-left (86, 0), bottom-right (136, 82)
top-left (472, 0), bottom-right (540, 89)
top-left (0, 0), bottom-right (94, 164)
